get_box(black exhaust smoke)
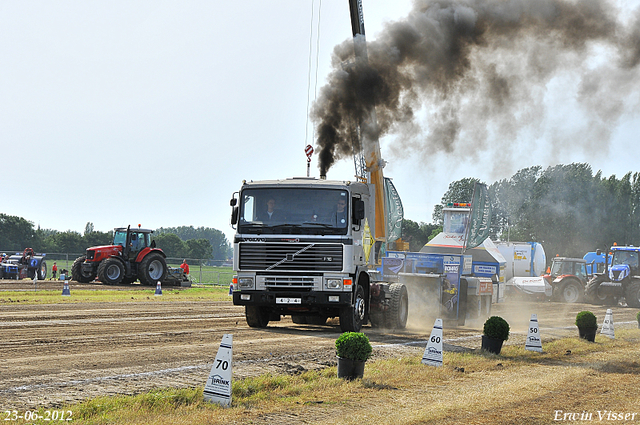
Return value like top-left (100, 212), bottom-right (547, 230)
top-left (311, 0), bottom-right (640, 176)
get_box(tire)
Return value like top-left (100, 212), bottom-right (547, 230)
top-left (585, 277), bottom-right (615, 305)
top-left (559, 279), bottom-right (583, 303)
top-left (71, 256), bottom-right (96, 283)
top-left (37, 260), bottom-right (47, 280)
top-left (340, 285), bottom-right (365, 332)
top-left (138, 253), bottom-right (167, 285)
top-left (121, 276), bottom-right (137, 284)
top-left (291, 315), bottom-right (308, 324)
top-left (97, 258), bottom-right (125, 285)
top-left (385, 283), bottom-right (408, 329)
top-left (245, 306), bottom-right (269, 328)
top-left (625, 281), bottom-right (640, 308)
top-left (306, 316), bottom-right (328, 326)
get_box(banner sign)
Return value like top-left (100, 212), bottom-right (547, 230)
top-left (466, 183), bottom-right (492, 250)
top-left (384, 177), bottom-right (404, 242)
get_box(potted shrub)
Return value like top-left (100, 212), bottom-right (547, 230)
top-left (481, 316), bottom-right (510, 354)
top-left (335, 332), bottom-right (372, 380)
top-left (576, 311), bottom-right (598, 342)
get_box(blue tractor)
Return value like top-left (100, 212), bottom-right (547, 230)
top-left (585, 246), bottom-right (640, 307)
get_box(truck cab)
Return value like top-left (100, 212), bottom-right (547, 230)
top-left (230, 177), bottom-right (408, 332)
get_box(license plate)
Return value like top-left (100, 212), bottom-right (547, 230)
top-left (276, 297), bottom-right (301, 304)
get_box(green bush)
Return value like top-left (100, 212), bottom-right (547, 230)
top-left (636, 311), bottom-right (640, 322)
top-left (335, 332), bottom-right (372, 362)
top-left (482, 316), bottom-right (510, 341)
top-left (576, 311), bottom-right (597, 329)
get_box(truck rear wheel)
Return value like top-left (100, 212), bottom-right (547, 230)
top-left (97, 258), bottom-right (124, 285)
top-left (625, 281), bottom-right (640, 308)
top-left (385, 283), bottom-right (408, 329)
top-left (138, 253), bottom-right (167, 285)
top-left (245, 306), bottom-right (269, 328)
top-left (559, 279), bottom-right (583, 303)
top-left (340, 285), bottom-right (365, 332)
top-left (71, 256), bottom-right (96, 283)
top-left (291, 316), bottom-right (308, 324)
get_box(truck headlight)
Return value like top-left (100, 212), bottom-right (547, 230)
top-left (238, 277), bottom-right (254, 288)
top-left (325, 278), bottom-right (342, 289)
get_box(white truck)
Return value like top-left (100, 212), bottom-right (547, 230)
top-left (229, 178), bottom-right (408, 332)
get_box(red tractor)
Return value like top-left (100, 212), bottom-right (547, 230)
top-left (72, 225), bottom-right (167, 285)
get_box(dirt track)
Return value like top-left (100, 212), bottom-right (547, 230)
top-left (1, 280), bottom-right (638, 410)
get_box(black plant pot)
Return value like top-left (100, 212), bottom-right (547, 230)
top-left (578, 326), bottom-right (597, 342)
top-left (337, 357), bottom-right (366, 380)
top-left (481, 335), bottom-right (504, 355)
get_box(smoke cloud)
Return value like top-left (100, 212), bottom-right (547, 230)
top-left (311, 0), bottom-right (640, 176)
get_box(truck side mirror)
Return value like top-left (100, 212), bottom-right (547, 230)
top-left (230, 198), bottom-right (237, 207)
top-left (231, 206), bottom-right (239, 225)
top-left (352, 199), bottom-right (365, 225)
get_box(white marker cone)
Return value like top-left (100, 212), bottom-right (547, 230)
top-left (525, 313), bottom-right (543, 352)
top-left (601, 309), bottom-right (615, 339)
top-left (422, 318), bottom-right (443, 367)
top-left (62, 281), bottom-right (71, 296)
top-left (204, 334), bottom-right (233, 407)
top-left (154, 281), bottom-right (162, 296)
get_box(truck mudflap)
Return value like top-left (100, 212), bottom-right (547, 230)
top-left (233, 290), bottom-right (351, 309)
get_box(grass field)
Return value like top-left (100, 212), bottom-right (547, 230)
top-left (0, 286), bottom-right (231, 304)
top-left (10, 329), bottom-right (640, 424)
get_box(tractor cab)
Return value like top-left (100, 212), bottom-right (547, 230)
top-left (113, 227), bottom-right (154, 260)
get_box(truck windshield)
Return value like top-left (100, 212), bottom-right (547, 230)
top-left (238, 188), bottom-right (350, 235)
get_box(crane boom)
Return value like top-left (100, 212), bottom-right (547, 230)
top-left (347, 0), bottom-right (387, 242)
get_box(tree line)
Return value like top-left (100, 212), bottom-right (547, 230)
top-left (0, 219), bottom-right (232, 261)
top-left (401, 163), bottom-right (640, 260)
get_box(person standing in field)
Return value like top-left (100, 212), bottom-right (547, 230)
top-left (180, 259), bottom-right (190, 275)
top-left (51, 262), bottom-right (58, 280)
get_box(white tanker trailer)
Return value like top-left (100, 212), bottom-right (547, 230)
top-left (496, 242), bottom-right (550, 298)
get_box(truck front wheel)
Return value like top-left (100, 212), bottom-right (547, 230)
top-left (625, 281), bottom-right (640, 308)
top-left (340, 285), bottom-right (365, 332)
top-left (245, 306), bottom-right (269, 328)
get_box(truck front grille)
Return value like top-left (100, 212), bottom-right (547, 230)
top-left (262, 275), bottom-right (317, 288)
top-left (239, 242), bottom-right (343, 272)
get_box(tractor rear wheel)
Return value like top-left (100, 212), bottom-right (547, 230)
top-left (37, 260), bottom-right (47, 280)
top-left (385, 283), bottom-right (409, 329)
top-left (97, 258), bottom-right (124, 285)
top-left (625, 281), bottom-right (640, 308)
top-left (138, 253), bottom-right (167, 285)
top-left (559, 279), bottom-right (583, 303)
top-left (71, 256), bottom-right (96, 283)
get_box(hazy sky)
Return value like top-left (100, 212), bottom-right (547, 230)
top-left (2, 0), bottom-right (640, 244)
